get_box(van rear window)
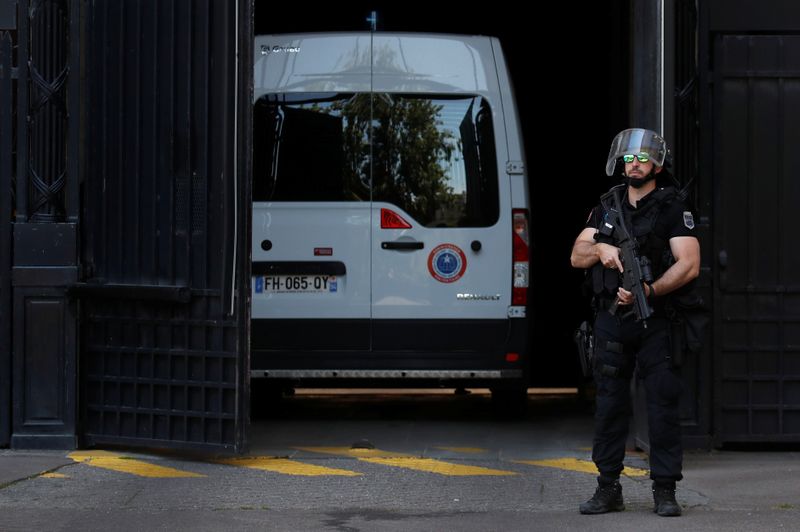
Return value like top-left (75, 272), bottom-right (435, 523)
top-left (253, 93), bottom-right (499, 228)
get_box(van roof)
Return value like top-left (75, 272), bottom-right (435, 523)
top-left (254, 32), bottom-right (504, 97)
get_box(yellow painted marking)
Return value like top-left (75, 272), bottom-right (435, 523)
top-left (361, 457), bottom-right (515, 476)
top-left (625, 450), bottom-right (648, 459)
top-left (297, 446), bottom-right (516, 476)
top-left (435, 446), bottom-right (487, 454)
top-left (216, 456), bottom-right (360, 476)
top-left (516, 457), bottom-right (648, 478)
top-left (296, 446), bottom-right (407, 458)
top-left (68, 450), bottom-right (204, 478)
top-left (622, 467), bottom-right (649, 477)
top-left (41, 472), bottom-right (67, 479)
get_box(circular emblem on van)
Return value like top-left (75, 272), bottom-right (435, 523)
top-left (428, 244), bottom-right (467, 283)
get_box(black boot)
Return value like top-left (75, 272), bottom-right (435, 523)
top-left (579, 479), bottom-right (624, 514)
top-left (652, 481), bottom-right (682, 516)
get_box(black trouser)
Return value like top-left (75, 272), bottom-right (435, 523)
top-left (592, 310), bottom-right (683, 483)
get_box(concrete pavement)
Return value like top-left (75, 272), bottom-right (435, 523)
top-left (0, 391), bottom-right (798, 531)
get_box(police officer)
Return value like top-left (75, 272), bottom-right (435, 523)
top-left (570, 128), bottom-right (700, 517)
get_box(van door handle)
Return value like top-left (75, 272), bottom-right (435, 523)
top-left (381, 241), bottom-right (424, 250)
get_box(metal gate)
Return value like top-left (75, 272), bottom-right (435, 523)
top-left (713, 34), bottom-right (800, 443)
top-left (77, 0), bottom-right (252, 452)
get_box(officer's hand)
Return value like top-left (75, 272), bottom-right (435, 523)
top-left (597, 243), bottom-right (624, 271)
top-left (617, 287), bottom-right (633, 306)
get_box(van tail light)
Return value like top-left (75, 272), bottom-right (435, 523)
top-left (512, 209), bottom-right (530, 306)
top-left (381, 208), bottom-right (412, 229)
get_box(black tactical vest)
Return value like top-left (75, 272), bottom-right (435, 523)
top-left (588, 186), bottom-right (678, 300)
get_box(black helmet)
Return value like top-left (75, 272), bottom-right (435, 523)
top-left (605, 128), bottom-right (670, 176)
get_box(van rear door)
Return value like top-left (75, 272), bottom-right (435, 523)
top-left (369, 92), bottom-right (511, 355)
top-left (251, 93), bottom-right (372, 355)
top-left (368, 35), bottom-right (513, 362)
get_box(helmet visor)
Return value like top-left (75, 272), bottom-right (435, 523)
top-left (605, 128), bottom-right (667, 176)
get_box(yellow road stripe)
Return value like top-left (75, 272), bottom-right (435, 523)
top-left (296, 446), bottom-right (408, 458)
top-left (41, 472), bottom-right (68, 479)
top-left (515, 457), bottom-right (649, 478)
top-left (217, 456), bottom-right (361, 476)
top-left (297, 446), bottom-right (516, 476)
top-left (435, 446), bottom-right (487, 454)
top-left (361, 457), bottom-right (515, 476)
top-left (68, 451), bottom-right (204, 478)
top-left (622, 466), bottom-right (649, 477)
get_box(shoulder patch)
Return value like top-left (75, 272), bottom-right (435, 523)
top-left (683, 211), bottom-right (695, 229)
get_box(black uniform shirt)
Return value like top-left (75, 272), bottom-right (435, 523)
top-left (585, 187), bottom-right (697, 242)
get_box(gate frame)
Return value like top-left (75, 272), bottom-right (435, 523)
top-left (9, 0), bottom-right (81, 449)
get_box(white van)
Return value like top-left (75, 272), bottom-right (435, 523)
top-left (251, 33), bottom-right (530, 399)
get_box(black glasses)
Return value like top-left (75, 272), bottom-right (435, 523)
top-left (622, 152), bottom-right (650, 164)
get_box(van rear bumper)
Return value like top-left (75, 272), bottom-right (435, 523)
top-left (251, 317), bottom-right (529, 383)
top-left (250, 369), bottom-right (522, 379)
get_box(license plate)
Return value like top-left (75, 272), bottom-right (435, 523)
top-left (255, 275), bottom-right (337, 293)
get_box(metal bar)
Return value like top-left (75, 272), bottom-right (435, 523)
top-left (176, 0), bottom-right (191, 445)
top-left (158, 0), bottom-right (176, 445)
top-left (219, 0), bottom-right (232, 313)
top-left (161, 0), bottom-right (175, 285)
top-left (97, 1), bottom-right (108, 277)
top-left (66, 0), bottom-right (79, 221)
top-left (0, 30), bottom-right (13, 447)
top-left (68, 283), bottom-right (191, 303)
top-left (230, 0), bottom-right (239, 318)
top-left (235, 0), bottom-right (254, 453)
top-left (194, 0), bottom-right (211, 445)
top-left (115, 3), bottom-right (123, 277)
top-left (192, 0), bottom-right (209, 290)
top-left (145, 0), bottom-right (157, 286)
top-left (16, 0), bottom-right (28, 221)
top-left (127, 0), bottom-right (140, 282)
top-left (80, 1), bottom-right (99, 280)
top-left (174, 0), bottom-right (190, 286)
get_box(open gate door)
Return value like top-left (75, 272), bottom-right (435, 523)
top-left (76, 1), bottom-right (252, 452)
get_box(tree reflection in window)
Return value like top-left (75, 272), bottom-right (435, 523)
top-left (253, 93), bottom-right (498, 228)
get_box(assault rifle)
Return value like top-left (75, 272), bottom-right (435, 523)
top-left (602, 187), bottom-right (654, 325)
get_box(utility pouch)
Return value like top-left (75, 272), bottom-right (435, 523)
top-left (574, 321), bottom-right (595, 378)
top-left (667, 292), bottom-right (709, 353)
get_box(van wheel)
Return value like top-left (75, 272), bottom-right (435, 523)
top-left (490, 387), bottom-right (528, 417)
